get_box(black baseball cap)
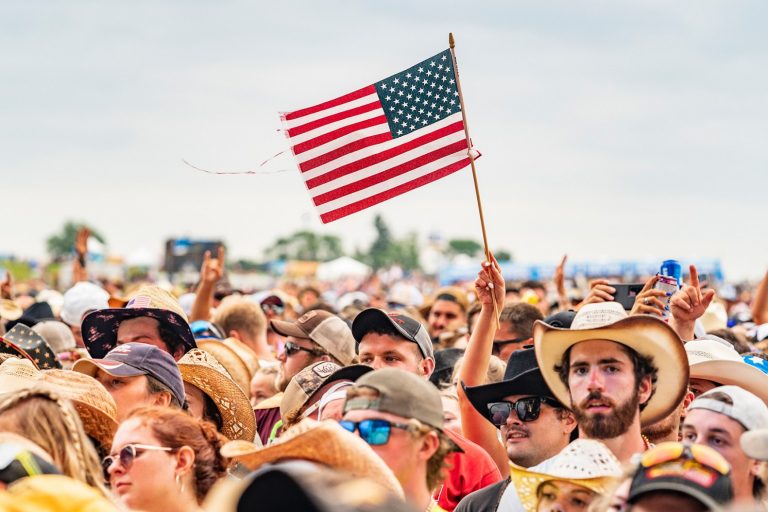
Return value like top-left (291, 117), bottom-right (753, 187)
top-left (351, 308), bottom-right (434, 360)
top-left (73, 342), bottom-right (185, 407)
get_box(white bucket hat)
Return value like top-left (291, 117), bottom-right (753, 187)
top-left (60, 282), bottom-right (110, 327)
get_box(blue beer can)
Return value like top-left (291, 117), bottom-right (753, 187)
top-left (660, 259), bottom-right (682, 286)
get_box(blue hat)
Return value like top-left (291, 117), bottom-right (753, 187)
top-left (73, 342), bottom-right (185, 407)
top-left (743, 354), bottom-right (768, 375)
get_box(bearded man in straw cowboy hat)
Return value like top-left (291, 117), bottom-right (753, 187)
top-left (533, 301), bottom-right (689, 462)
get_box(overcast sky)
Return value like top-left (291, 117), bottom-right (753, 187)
top-left (2, 1), bottom-right (766, 281)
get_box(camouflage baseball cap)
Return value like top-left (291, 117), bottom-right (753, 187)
top-left (280, 362), bottom-right (372, 418)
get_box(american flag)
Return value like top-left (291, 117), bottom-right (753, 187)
top-left (281, 49), bottom-right (475, 223)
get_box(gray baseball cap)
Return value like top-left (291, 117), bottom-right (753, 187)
top-left (352, 309), bottom-right (434, 360)
top-left (343, 367), bottom-right (444, 429)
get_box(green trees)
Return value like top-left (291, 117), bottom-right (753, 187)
top-left (46, 222), bottom-right (105, 262)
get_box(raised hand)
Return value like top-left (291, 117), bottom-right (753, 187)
top-left (200, 245), bottom-right (226, 285)
top-left (553, 254), bottom-right (567, 297)
top-left (671, 265), bottom-right (715, 323)
top-left (474, 252), bottom-right (505, 312)
top-left (576, 279), bottom-right (616, 309)
top-left (630, 275), bottom-right (668, 317)
top-left (75, 226), bottom-right (90, 256)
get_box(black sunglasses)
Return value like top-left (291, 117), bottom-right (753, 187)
top-left (102, 444), bottom-right (173, 478)
top-left (487, 396), bottom-right (559, 426)
top-left (283, 341), bottom-right (325, 358)
top-left (491, 337), bottom-right (532, 355)
top-left (339, 419), bottom-right (413, 445)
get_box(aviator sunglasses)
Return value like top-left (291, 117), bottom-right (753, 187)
top-left (339, 419), bottom-right (414, 446)
top-left (283, 342), bottom-right (326, 358)
top-left (487, 396), bottom-right (560, 426)
top-left (102, 444), bottom-right (174, 477)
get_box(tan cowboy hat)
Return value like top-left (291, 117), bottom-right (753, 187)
top-left (221, 419), bottom-right (403, 498)
top-left (0, 359), bottom-right (118, 449)
top-left (0, 299), bottom-right (22, 322)
top-left (197, 339), bottom-right (251, 393)
top-left (221, 337), bottom-right (260, 379)
top-left (177, 349), bottom-right (257, 442)
top-left (38, 370), bottom-right (118, 449)
top-left (533, 302), bottom-right (688, 426)
top-left (687, 336), bottom-right (768, 404)
top-left (510, 439), bottom-right (622, 512)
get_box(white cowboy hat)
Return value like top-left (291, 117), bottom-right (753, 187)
top-left (533, 302), bottom-right (688, 426)
top-left (687, 336), bottom-right (768, 404)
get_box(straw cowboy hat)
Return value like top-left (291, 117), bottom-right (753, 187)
top-left (221, 419), bottom-right (403, 498)
top-left (686, 336), bottom-right (768, 405)
top-left (0, 358), bottom-right (118, 449)
top-left (177, 348), bottom-right (257, 442)
top-left (196, 339), bottom-right (252, 394)
top-left (0, 299), bottom-right (23, 323)
top-left (0, 324), bottom-right (61, 369)
top-left (221, 337), bottom-right (260, 379)
top-left (38, 369), bottom-right (118, 449)
top-left (510, 439), bottom-right (622, 512)
top-left (533, 302), bottom-right (688, 426)
top-left (82, 285), bottom-right (196, 359)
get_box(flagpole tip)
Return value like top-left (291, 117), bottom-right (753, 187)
top-left (449, 32), bottom-right (455, 48)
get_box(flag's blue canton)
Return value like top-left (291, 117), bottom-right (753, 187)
top-left (375, 49), bottom-right (461, 139)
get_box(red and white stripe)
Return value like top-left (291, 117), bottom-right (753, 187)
top-left (281, 84), bottom-right (471, 223)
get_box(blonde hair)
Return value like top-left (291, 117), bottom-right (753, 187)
top-left (213, 297), bottom-right (267, 342)
top-left (0, 387), bottom-right (111, 498)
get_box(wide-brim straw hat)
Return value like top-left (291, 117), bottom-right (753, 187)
top-left (82, 285), bottom-right (196, 359)
top-left (533, 302), bottom-right (688, 426)
top-left (221, 337), bottom-right (260, 379)
top-left (38, 369), bottom-right (118, 449)
top-left (510, 439), bottom-right (622, 512)
top-left (197, 339), bottom-right (252, 394)
top-left (221, 419), bottom-right (403, 498)
top-left (686, 336), bottom-right (768, 405)
top-left (178, 348), bottom-right (257, 442)
top-left (0, 358), bottom-right (118, 449)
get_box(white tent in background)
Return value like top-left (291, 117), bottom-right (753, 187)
top-left (125, 247), bottom-right (157, 268)
top-left (316, 256), bottom-right (371, 281)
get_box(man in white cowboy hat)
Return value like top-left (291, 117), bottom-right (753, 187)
top-left (683, 385), bottom-right (768, 504)
top-left (533, 301), bottom-right (689, 462)
top-left (81, 285), bottom-right (196, 361)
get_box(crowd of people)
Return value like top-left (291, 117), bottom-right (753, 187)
top-left (1, 241), bottom-right (768, 512)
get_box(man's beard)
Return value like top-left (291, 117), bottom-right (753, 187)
top-left (573, 389), bottom-right (639, 439)
top-left (642, 412), bottom-right (677, 444)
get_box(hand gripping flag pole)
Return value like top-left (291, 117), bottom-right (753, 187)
top-left (449, 33), bottom-right (500, 327)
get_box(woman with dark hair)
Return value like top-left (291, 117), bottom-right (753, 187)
top-left (104, 406), bottom-right (229, 512)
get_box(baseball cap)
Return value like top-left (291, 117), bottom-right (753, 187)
top-left (351, 308), bottom-right (434, 360)
top-left (628, 442), bottom-right (733, 511)
top-left (280, 361), bottom-right (373, 419)
top-left (73, 342), bottom-right (185, 407)
top-left (271, 310), bottom-right (355, 366)
top-left (60, 282), bottom-right (110, 327)
top-left (688, 385), bottom-right (768, 431)
top-left (343, 367), bottom-right (445, 431)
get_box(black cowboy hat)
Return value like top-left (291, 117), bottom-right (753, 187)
top-left (462, 347), bottom-right (556, 426)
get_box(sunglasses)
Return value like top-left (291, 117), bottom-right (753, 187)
top-left (487, 396), bottom-right (559, 426)
top-left (640, 442), bottom-right (730, 476)
top-left (102, 444), bottom-right (173, 477)
top-left (262, 304), bottom-right (285, 315)
top-left (339, 419), bottom-right (414, 445)
top-left (491, 337), bottom-right (532, 355)
top-left (283, 341), bottom-right (326, 358)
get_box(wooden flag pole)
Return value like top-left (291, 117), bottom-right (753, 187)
top-left (448, 32), bottom-right (500, 328)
